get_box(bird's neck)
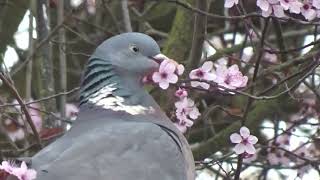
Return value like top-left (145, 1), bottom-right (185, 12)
top-left (80, 65), bottom-right (160, 115)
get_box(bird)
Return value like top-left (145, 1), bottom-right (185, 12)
top-left (8, 33), bottom-right (195, 180)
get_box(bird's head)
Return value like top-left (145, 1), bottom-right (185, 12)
top-left (92, 32), bottom-right (167, 76)
top-left (80, 33), bottom-right (174, 106)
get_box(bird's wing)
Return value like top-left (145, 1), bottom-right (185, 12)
top-left (31, 121), bottom-right (187, 180)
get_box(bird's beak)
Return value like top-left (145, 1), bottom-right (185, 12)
top-left (150, 53), bottom-right (179, 66)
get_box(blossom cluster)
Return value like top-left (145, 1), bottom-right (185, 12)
top-left (225, 0), bottom-right (320, 21)
top-left (190, 62), bottom-right (248, 90)
top-left (150, 59), bottom-right (248, 133)
top-left (3, 101), bottom-right (79, 142)
top-left (152, 60), bottom-right (248, 91)
top-left (174, 88), bottom-right (200, 133)
top-left (0, 161), bottom-right (36, 180)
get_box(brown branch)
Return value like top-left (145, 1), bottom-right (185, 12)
top-left (0, 73), bottom-right (42, 147)
top-left (0, 87), bottom-right (80, 108)
top-left (166, 0), bottom-right (320, 25)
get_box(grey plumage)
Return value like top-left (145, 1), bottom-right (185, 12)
top-left (9, 33), bottom-right (195, 180)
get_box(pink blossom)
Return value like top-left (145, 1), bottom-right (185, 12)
top-left (257, 0), bottom-right (286, 17)
top-left (230, 126), bottom-right (258, 155)
top-left (224, 0), bottom-right (239, 8)
top-left (0, 161), bottom-right (36, 180)
top-left (214, 64), bottom-right (248, 90)
top-left (175, 88), bottom-right (188, 99)
top-left (189, 61), bottom-right (215, 89)
top-left (176, 64), bottom-right (185, 75)
top-left (65, 103), bottom-right (79, 120)
top-left (279, 0), bottom-right (303, 14)
top-left (174, 98), bottom-right (200, 133)
top-left (0, 161), bottom-right (14, 174)
top-left (11, 162), bottom-right (37, 180)
top-left (301, 1), bottom-right (317, 20)
top-left (152, 60), bottom-right (179, 89)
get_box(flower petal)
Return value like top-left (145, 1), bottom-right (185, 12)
top-left (200, 82), bottom-right (210, 89)
top-left (191, 81), bottom-right (200, 87)
top-left (248, 135), bottom-right (258, 144)
top-left (240, 126), bottom-right (250, 138)
top-left (152, 72), bottom-right (162, 83)
top-left (230, 133), bottom-right (242, 143)
top-left (224, 0), bottom-right (235, 8)
top-left (273, 5), bottom-right (285, 18)
top-left (164, 62), bottom-right (176, 74)
top-left (189, 70), bottom-right (198, 79)
top-left (203, 72), bottom-right (216, 81)
top-left (257, 0), bottom-right (270, 11)
top-left (167, 74), bottom-right (178, 83)
top-left (234, 143), bottom-right (245, 154)
top-left (244, 144), bottom-right (256, 154)
top-left (177, 64), bottom-right (185, 75)
top-left (201, 61), bottom-right (214, 72)
top-left (159, 60), bottom-right (170, 72)
top-left (159, 81), bottom-right (169, 89)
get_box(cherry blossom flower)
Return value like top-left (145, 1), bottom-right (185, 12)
top-left (257, 0), bottom-right (286, 17)
top-left (279, 0), bottom-right (303, 14)
top-left (174, 98), bottom-right (200, 133)
top-left (230, 126), bottom-right (258, 155)
top-left (301, 1), bottom-right (317, 20)
top-left (175, 88), bottom-right (188, 99)
top-left (0, 161), bottom-right (36, 180)
top-left (152, 60), bottom-right (179, 89)
top-left (214, 64), bottom-right (248, 90)
top-left (0, 161), bottom-right (14, 174)
top-left (189, 61), bottom-right (215, 89)
top-left (65, 103), bottom-right (79, 120)
top-left (224, 0), bottom-right (239, 8)
top-left (11, 162), bottom-right (37, 180)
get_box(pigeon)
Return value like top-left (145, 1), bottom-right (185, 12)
top-left (8, 33), bottom-right (195, 180)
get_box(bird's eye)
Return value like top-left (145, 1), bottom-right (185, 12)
top-left (130, 45), bottom-right (139, 53)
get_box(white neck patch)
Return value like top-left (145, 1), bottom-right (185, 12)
top-left (87, 84), bottom-right (154, 115)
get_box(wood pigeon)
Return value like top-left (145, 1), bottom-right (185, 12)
top-left (8, 33), bottom-right (195, 180)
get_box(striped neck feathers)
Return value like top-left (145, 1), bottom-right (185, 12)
top-left (79, 58), bottom-right (155, 115)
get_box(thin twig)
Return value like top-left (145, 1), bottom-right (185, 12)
top-left (0, 73), bottom-right (42, 147)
